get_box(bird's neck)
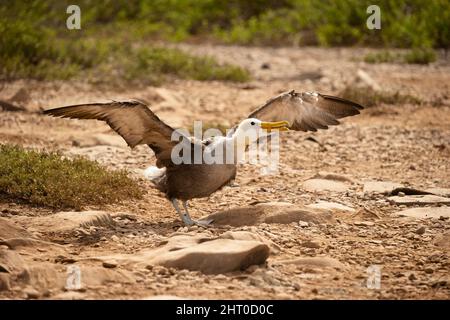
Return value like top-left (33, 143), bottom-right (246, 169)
top-left (226, 133), bottom-right (250, 163)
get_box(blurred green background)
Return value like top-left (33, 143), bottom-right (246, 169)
top-left (1, 0), bottom-right (449, 83)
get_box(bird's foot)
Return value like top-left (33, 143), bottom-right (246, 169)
top-left (192, 219), bottom-right (214, 228)
top-left (181, 214), bottom-right (213, 227)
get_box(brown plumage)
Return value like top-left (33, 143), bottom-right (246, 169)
top-left (249, 90), bottom-right (363, 132)
top-left (44, 90), bottom-right (364, 226)
top-left (44, 100), bottom-right (178, 168)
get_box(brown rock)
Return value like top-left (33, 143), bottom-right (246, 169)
top-left (363, 181), bottom-right (403, 194)
top-left (80, 266), bottom-right (135, 286)
top-left (303, 179), bottom-right (349, 193)
top-left (0, 238), bottom-right (66, 251)
top-left (306, 201), bottom-right (355, 213)
top-left (151, 239), bottom-right (269, 274)
top-left (219, 230), bottom-right (281, 254)
top-left (0, 248), bottom-right (26, 273)
top-left (433, 231), bottom-right (450, 252)
top-left (24, 287), bottom-right (40, 299)
top-left (415, 226), bottom-right (426, 235)
top-left (102, 261), bottom-right (118, 269)
top-left (98, 234), bottom-right (270, 275)
top-left (389, 195), bottom-right (450, 206)
top-left (424, 267), bottom-right (434, 274)
top-left (52, 291), bottom-right (86, 300)
top-left (0, 273), bottom-right (11, 291)
top-left (275, 256), bottom-right (345, 270)
top-left (204, 202), bottom-right (334, 227)
top-left (93, 134), bottom-right (128, 148)
top-left (425, 188), bottom-right (450, 197)
top-left (0, 218), bottom-right (32, 239)
top-left (15, 211), bottom-right (115, 233)
top-left (395, 207), bottom-right (450, 219)
top-left (301, 241), bottom-right (321, 249)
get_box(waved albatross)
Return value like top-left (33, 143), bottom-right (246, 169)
top-left (44, 90), bottom-right (364, 226)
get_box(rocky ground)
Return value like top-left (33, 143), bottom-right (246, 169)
top-left (0, 46), bottom-right (449, 299)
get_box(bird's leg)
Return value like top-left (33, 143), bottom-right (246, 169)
top-left (182, 200), bottom-right (214, 227)
top-left (171, 198), bottom-right (194, 226)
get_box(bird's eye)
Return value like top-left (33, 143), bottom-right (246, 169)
top-left (250, 121), bottom-right (255, 126)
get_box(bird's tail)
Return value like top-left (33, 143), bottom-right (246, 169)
top-left (143, 166), bottom-right (166, 182)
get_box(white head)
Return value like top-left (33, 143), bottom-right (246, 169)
top-left (231, 118), bottom-right (289, 147)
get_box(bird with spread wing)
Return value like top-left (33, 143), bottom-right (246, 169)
top-left (44, 90), bottom-right (363, 226)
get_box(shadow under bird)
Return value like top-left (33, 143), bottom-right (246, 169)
top-left (44, 90), bottom-right (364, 226)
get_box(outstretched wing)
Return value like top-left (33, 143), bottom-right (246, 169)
top-left (44, 100), bottom-right (182, 167)
top-left (248, 90), bottom-right (364, 132)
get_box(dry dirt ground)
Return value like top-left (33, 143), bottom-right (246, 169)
top-left (0, 46), bottom-right (449, 300)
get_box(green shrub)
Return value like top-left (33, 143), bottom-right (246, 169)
top-left (364, 49), bottom-right (437, 65)
top-left (364, 51), bottom-right (399, 64)
top-left (1, 0), bottom-right (449, 81)
top-left (339, 86), bottom-right (421, 108)
top-left (0, 144), bottom-right (143, 210)
top-left (403, 48), bottom-right (437, 64)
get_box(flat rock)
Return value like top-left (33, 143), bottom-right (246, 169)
top-left (150, 239), bottom-right (269, 274)
top-left (52, 291), bottom-right (86, 300)
top-left (301, 241), bottom-right (321, 249)
top-left (20, 263), bottom-right (134, 291)
top-left (395, 207), bottom-right (450, 219)
top-left (205, 202), bottom-right (334, 227)
top-left (303, 179), bottom-right (349, 193)
top-left (0, 238), bottom-right (67, 252)
top-left (306, 201), bottom-right (355, 213)
top-left (72, 134), bottom-right (127, 148)
top-left (275, 256), bottom-right (345, 270)
top-left (388, 195), bottom-right (450, 206)
top-left (363, 181), bottom-right (403, 194)
top-left (79, 266), bottom-right (135, 287)
top-left (219, 230), bottom-right (281, 254)
top-left (0, 218), bottom-right (32, 239)
top-left (24, 287), bottom-right (40, 299)
top-left (0, 248), bottom-right (26, 273)
top-left (0, 273), bottom-right (11, 291)
top-left (99, 234), bottom-right (270, 275)
top-left (93, 134), bottom-right (128, 148)
top-left (313, 171), bottom-right (354, 183)
top-left (18, 211), bottom-right (115, 233)
top-left (433, 232), bottom-right (450, 252)
top-left (23, 264), bottom-right (66, 289)
top-left (425, 188), bottom-right (450, 197)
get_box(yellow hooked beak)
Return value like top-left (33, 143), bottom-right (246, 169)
top-left (260, 120), bottom-right (290, 132)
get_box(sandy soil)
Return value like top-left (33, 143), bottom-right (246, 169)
top-left (0, 46), bottom-right (449, 299)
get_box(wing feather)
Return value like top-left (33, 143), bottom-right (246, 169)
top-left (248, 90), bottom-right (363, 132)
top-left (44, 100), bottom-right (181, 167)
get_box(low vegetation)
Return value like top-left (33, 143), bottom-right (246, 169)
top-left (403, 48), bottom-right (438, 65)
top-left (0, 144), bottom-right (143, 210)
top-left (0, 36), bottom-right (250, 84)
top-left (1, 1), bottom-right (448, 81)
top-left (339, 86), bottom-right (421, 108)
top-left (364, 48), bottom-right (437, 65)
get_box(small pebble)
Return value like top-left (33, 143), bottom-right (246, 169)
top-left (102, 261), bottom-right (117, 268)
top-left (299, 221), bottom-right (309, 228)
top-left (415, 226), bottom-right (426, 235)
top-left (424, 268), bottom-right (434, 274)
top-left (24, 287), bottom-right (40, 299)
